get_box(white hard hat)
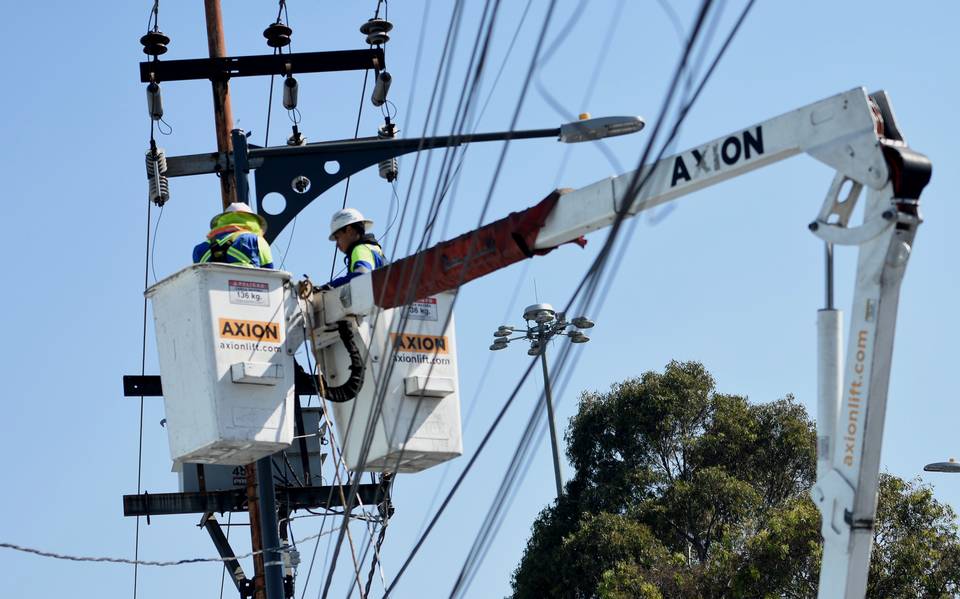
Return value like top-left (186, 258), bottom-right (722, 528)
top-left (211, 202), bottom-right (268, 231)
top-left (329, 208), bottom-right (373, 240)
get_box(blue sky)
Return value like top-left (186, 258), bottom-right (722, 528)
top-left (1, 1), bottom-right (958, 597)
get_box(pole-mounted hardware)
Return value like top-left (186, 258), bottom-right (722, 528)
top-left (489, 304), bottom-right (596, 497)
top-left (168, 116), bottom-right (644, 242)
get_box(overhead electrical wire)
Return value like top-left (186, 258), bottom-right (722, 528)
top-left (378, 0), bottom-right (467, 266)
top-left (115, 0), bottom-right (749, 597)
top-left (570, 0), bottom-right (757, 329)
top-left (328, 3), bottom-right (564, 593)
top-left (289, 2), bottom-right (391, 595)
top-left (381, 0), bottom-right (763, 594)
top-left (542, 0), bottom-right (626, 185)
top-left (325, 0), bottom-right (387, 281)
top-left (401, 0), bottom-right (501, 251)
top-left (379, 0), bottom-right (564, 589)
top-left (316, 0), bottom-right (476, 593)
top-left (379, 0), bottom-right (431, 253)
top-left (149, 205), bottom-right (164, 283)
top-left (0, 528), bottom-right (344, 568)
top-left (304, 0), bottom-right (748, 588)
top-left (398, 0), bottom-right (533, 247)
top-left (369, 0), bottom-right (513, 482)
top-left (134, 3), bottom-right (166, 596)
top-left (447, 2), bottom-right (759, 594)
top-left (132, 180), bottom-right (152, 599)
top-left (217, 512), bottom-right (232, 599)
top-left (264, 0), bottom-right (303, 271)
top-left (326, 0), bottom-right (515, 567)
top-left (313, 0), bottom-right (475, 589)
top-left (384, 11), bottom-right (541, 536)
top-left (316, 0), bottom-right (537, 589)
top-left (295, 313), bottom-right (369, 598)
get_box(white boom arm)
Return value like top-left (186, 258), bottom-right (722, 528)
top-left (317, 87), bottom-right (930, 597)
top-left (533, 86), bottom-right (930, 598)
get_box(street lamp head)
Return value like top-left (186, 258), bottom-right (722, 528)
top-left (571, 316), bottom-right (595, 329)
top-left (559, 116), bottom-right (645, 143)
top-left (527, 340), bottom-right (542, 356)
top-left (523, 303), bottom-right (556, 324)
top-left (490, 338), bottom-right (509, 351)
top-left (924, 458), bottom-right (960, 473)
top-left (493, 327), bottom-right (513, 338)
top-left (569, 331), bottom-right (590, 344)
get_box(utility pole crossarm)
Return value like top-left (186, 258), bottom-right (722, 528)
top-left (139, 49), bottom-right (384, 83)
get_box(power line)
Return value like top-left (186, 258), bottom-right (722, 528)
top-left (444, 0), bottom-right (721, 583)
top-left (383, 0), bottom-right (563, 591)
top-left (325, 0), bottom-right (381, 281)
top-left (343, 5), bottom-right (553, 589)
top-left (316, 0), bottom-right (479, 592)
top-left (318, 0), bottom-right (550, 590)
top-left (0, 529), bottom-right (340, 568)
top-left (385, 0), bottom-right (765, 593)
top-left (449, 4), bottom-right (761, 592)
top-left (132, 189), bottom-right (152, 599)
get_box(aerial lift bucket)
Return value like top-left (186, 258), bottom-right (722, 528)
top-left (146, 263), bottom-right (297, 465)
top-left (315, 290), bottom-right (464, 472)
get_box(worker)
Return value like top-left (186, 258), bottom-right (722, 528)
top-left (328, 208), bottom-right (386, 287)
top-left (192, 202), bottom-right (274, 268)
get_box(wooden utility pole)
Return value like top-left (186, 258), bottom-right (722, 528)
top-left (245, 464), bottom-right (266, 599)
top-left (203, 0), bottom-right (238, 209)
top-left (203, 2), bottom-right (261, 597)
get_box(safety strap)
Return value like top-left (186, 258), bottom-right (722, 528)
top-left (199, 232), bottom-right (252, 265)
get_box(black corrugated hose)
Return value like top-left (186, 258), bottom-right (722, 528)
top-left (297, 320), bottom-right (366, 403)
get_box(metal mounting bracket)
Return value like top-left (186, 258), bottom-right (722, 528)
top-left (247, 129), bottom-right (560, 242)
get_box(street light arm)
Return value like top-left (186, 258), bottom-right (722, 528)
top-left (247, 116), bottom-right (642, 241)
top-left (247, 127), bottom-right (563, 160)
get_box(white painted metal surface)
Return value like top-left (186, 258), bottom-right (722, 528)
top-left (816, 309), bottom-right (843, 481)
top-left (146, 263), bottom-right (296, 465)
top-left (314, 292), bottom-right (463, 472)
top-left (534, 87), bottom-right (885, 250)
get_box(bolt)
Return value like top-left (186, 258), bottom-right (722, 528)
top-left (882, 210), bottom-right (895, 220)
top-left (808, 221), bottom-right (819, 231)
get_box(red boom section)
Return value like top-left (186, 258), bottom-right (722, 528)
top-left (371, 190), bottom-right (584, 309)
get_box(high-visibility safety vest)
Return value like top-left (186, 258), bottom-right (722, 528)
top-left (348, 241), bottom-right (386, 273)
top-left (329, 235), bottom-right (386, 288)
top-left (192, 212), bottom-right (274, 269)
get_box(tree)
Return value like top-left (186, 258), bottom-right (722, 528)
top-left (510, 361), bottom-right (960, 598)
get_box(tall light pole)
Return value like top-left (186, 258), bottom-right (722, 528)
top-left (490, 304), bottom-right (594, 497)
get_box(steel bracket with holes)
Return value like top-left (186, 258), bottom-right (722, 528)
top-left (161, 117), bottom-right (643, 241)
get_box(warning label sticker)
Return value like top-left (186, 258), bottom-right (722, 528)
top-left (218, 318), bottom-right (283, 343)
top-left (228, 280), bottom-right (270, 306)
top-left (404, 297), bottom-right (438, 321)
